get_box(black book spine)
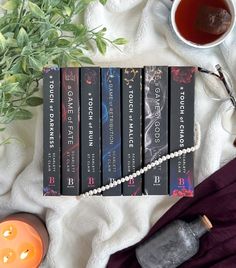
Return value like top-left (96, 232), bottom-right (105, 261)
top-left (43, 67), bottom-right (61, 196)
top-left (61, 68), bottom-right (80, 195)
top-left (122, 68), bottom-right (142, 196)
top-left (144, 66), bottom-right (169, 195)
top-left (169, 66), bottom-right (195, 197)
top-left (102, 68), bottom-right (122, 196)
top-left (81, 67), bottom-right (101, 193)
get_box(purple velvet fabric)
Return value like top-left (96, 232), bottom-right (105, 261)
top-left (107, 158), bottom-right (236, 268)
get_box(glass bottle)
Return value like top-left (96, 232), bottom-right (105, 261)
top-left (136, 215), bottom-right (212, 268)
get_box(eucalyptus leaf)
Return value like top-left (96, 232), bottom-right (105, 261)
top-left (78, 56), bottom-right (94, 65)
top-left (21, 45), bottom-right (32, 56)
top-left (11, 74), bottom-right (29, 84)
top-left (9, 60), bottom-right (23, 73)
top-left (112, 38), bottom-right (128, 45)
top-left (6, 37), bottom-right (18, 48)
top-left (1, 82), bottom-right (19, 93)
top-left (42, 29), bottom-right (59, 41)
top-left (26, 97), bottom-right (43, 106)
top-left (61, 23), bottom-right (79, 33)
top-left (96, 37), bottom-right (107, 55)
top-left (0, 32), bottom-right (6, 51)
top-left (21, 57), bottom-right (27, 73)
top-left (70, 49), bottom-right (83, 57)
top-left (1, 0), bottom-right (19, 11)
top-left (64, 6), bottom-right (72, 16)
top-left (76, 24), bottom-right (87, 36)
top-left (14, 109), bottom-right (33, 120)
top-left (50, 13), bottom-right (64, 25)
top-left (29, 57), bottom-right (43, 71)
top-left (47, 0), bottom-right (61, 8)
top-left (17, 28), bottom-right (29, 47)
top-left (28, 1), bottom-right (45, 19)
top-left (4, 75), bottom-right (17, 83)
top-left (75, 0), bottom-right (94, 13)
top-left (1, 23), bottom-right (18, 34)
top-left (4, 32), bottom-right (14, 39)
top-left (57, 39), bottom-right (71, 47)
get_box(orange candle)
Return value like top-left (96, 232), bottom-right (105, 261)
top-left (0, 213), bottom-right (49, 268)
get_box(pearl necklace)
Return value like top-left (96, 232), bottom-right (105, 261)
top-left (81, 123), bottom-right (201, 197)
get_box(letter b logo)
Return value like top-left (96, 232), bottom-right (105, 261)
top-left (128, 178), bottom-right (135, 185)
top-left (49, 177), bottom-right (55, 185)
top-left (178, 178), bottom-right (185, 186)
top-left (88, 177), bottom-right (95, 186)
top-left (67, 178), bottom-right (74, 186)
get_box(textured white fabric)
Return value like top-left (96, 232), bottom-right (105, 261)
top-left (0, 1), bottom-right (236, 268)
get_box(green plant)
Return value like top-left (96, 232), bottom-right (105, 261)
top-left (0, 0), bottom-right (127, 131)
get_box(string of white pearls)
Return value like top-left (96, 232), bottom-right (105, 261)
top-left (81, 123), bottom-right (201, 198)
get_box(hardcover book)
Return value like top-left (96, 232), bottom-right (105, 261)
top-left (169, 66), bottom-right (195, 197)
top-left (43, 67), bottom-right (61, 196)
top-left (144, 66), bottom-right (169, 195)
top-left (122, 68), bottom-right (143, 196)
top-left (101, 68), bottom-right (122, 196)
top-left (61, 68), bottom-right (80, 195)
top-left (80, 67), bottom-right (101, 193)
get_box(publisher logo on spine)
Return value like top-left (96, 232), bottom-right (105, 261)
top-left (67, 177), bottom-right (75, 186)
top-left (49, 176), bottom-right (55, 185)
top-left (88, 176), bottom-right (95, 186)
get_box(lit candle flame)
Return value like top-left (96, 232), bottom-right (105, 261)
top-left (3, 256), bottom-right (9, 263)
top-left (3, 230), bottom-right (12, 238)
top-left (20, 250), bottom-right (30, 260)
top-left (3, 226), bottom-right (13, 238)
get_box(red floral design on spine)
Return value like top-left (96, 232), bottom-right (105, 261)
top-left (84, 70), bottom-right (97, 85)
top-left (171, 67), bottom-right (196, 84)
top-left (172, 188), bottom-right (194, 197)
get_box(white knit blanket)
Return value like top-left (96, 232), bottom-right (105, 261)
top-left (0, 1), bottom-right (236, 267)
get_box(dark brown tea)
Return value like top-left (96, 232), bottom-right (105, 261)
top-left (175, 0), bottom-right (232, 45)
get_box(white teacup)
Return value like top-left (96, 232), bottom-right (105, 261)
top-left (170, 0), bottom-right (236, 48)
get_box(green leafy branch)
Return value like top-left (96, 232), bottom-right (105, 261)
top-left (0, 0), bottom-right (127, 131)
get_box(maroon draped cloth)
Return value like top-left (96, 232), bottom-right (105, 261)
top-left (107, 158), bottom-right (236, 268)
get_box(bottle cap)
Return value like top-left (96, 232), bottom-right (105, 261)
top-left (201, 215), bottom-right (213, 230)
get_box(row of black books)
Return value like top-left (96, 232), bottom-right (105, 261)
top-left (43, 66), bottom-right (195, 197)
